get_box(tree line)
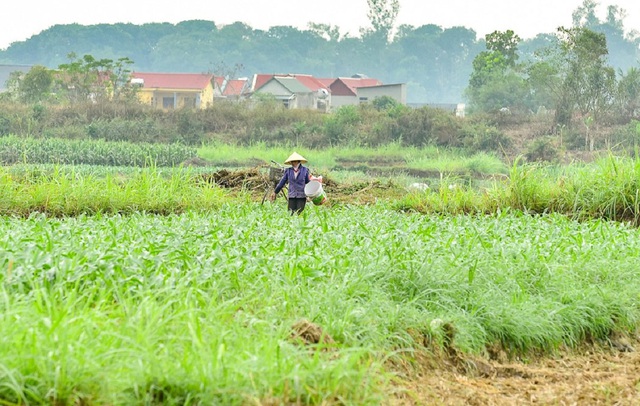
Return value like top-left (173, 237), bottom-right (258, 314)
top-left (0, 0), bottom-right (638, 104)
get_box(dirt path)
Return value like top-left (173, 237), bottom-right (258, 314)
top-left (393, 342), bottom-right (640, 405)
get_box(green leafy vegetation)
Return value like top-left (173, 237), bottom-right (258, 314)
top-left (396, 154), bottom-right (640, 224)
top-left (1, 206), bottom-right (639, 404)
top-left (0, 165), bottom-right (229, 216)
top-left (0, 136), bottom-right (638, 404)
top-left (1, 2), bottom-right (639, 401)
top-left (0, 136), bottom-right (196, 166)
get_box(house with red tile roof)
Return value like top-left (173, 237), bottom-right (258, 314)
top-left (129, 70), bottom-right (405, 111)
top-left (251, 73), bottom-right (331, 111)
top-left (326, 76), bottom-right (407, 108)
top-left (250, 73), bottom-right (405, 111)
top-left (130, 72), bottom-right (216, 109)
top-left (328, 77), bottom-right (383, 96)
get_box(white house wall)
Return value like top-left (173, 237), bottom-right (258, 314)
top-left (257, 81), bottom-right (292, 98)
top-left (331, 95), bottom-right (359, 108)
top-left (357, 84), bottom-right (406, 104)
top-left (295, 93), bottom-right (317, 109)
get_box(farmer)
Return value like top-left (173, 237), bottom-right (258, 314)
top-left (272, 151), bottom-right (311, 214)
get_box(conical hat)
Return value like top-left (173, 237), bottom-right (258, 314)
top-left (284, 152), bottom-right (307, 164)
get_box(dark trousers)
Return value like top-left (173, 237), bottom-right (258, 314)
top-left (288, 197), bottom-right (307, 214)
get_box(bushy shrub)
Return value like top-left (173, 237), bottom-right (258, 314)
top-left (86, 118), bottom-right (180, 143)
top-left (199, 102), bottom-right (250, 134)
top-left (460, 122), bottom-right (511, 152)
top-left (525, 137), bottom-right (559, 162)
top-left (0, 103), bottom-right (31, 135)
top-left (609, 120), bottom-right (640, 152)
top-left (371, 95), bottom-right (400, 111)
top-left (0, 115), bottom-right (10, 136)
top-left (324, 105), bottom-right (361, 145)
top-left (387, 106), bottom-right (463, 147)
top-left (43, 125), bottom-right (87, 140)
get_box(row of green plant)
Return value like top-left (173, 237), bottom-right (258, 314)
top-left (0, 135), bottom-right (196, 167)
top-left (3, 154), bottom-right (639, 224)
top-left (1, 206), bottom-right (639, 404)
top-left (395, 154), bottom-right (640, 225)
top-left (198, 141), bottom-right (509, 175)
top-left (0, 133), bottom-right (509, 181)
top-left (0, 165), bottom-right (228, 217)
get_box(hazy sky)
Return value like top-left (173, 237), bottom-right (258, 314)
top-left (2, 0), bottom-right (639, 50)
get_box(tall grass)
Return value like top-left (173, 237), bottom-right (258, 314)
top-left (0, 165), bottom-right (230, 216)
top-left (3, 154), bottom-right (640, 222)
top-left (396, 155), bottom-right (640, 223)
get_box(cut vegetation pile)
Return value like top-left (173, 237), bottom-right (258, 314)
top-left (197, 166), bottom-right (401, 203)
top-left (198, 167), bottom-right (266, 189)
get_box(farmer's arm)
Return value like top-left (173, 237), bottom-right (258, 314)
top-left (274, 170), bottom-right (288, 194)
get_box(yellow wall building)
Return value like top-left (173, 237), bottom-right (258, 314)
top-left (131, 72), bottom-right (215, 109)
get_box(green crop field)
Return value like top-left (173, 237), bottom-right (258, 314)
top-left (1, 137), bottom-right (640, 404)
top-left (2, 205), bottom-right (639, 404)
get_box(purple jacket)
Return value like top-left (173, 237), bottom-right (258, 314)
top-left (275, 165), bottom-right (310, 198)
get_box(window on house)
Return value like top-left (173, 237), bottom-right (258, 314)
top-left (359, 97), bottom-right (369, 104)
top-left (282, 100), bottom-right (290, 109)
top-left (163, 97), bottom-right (174, 109)
top-left (183, 97), bottom-right (196, 108)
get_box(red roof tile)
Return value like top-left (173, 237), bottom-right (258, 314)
top-left (294, 75), bottom-right (327, 92)
top-left (328, 77), bottom-right (383, 96)
top-left (338, 77), bottom-right (382, 92)
top-left (316, 78), bottom-right (335, 87)
top-left (222, 78), bottom-right (249, 96)
top-left (253, 73), bottom-right (277, 91)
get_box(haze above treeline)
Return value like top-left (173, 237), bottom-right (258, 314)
top-left (1, 2), bottom-right (639, 104)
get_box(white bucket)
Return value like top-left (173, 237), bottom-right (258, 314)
top-left (304, 180), bottom-right (327, 206)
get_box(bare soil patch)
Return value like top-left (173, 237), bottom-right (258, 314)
top-left (392, 339), bottom-right (640, 405)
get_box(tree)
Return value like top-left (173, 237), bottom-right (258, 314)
top-left (365, 0), bottom-right (400, 42)
top-left (485, 30), bottom-right (521, 67)
top-left (571, 0), bottom-right (600, 28)
top-left (18, 65), bottom-right (54, 103)
top-left (107, 57), bottom-right (136, 101)
top-left (559, 27), bottom-right (614, 124)
top-left (537, 26), bottom-right (616, 149)
top-left (466, 30), bottom-right (529, 113)
top-left (527, 25), bottom-right (615, 134)
top-left (525, 59), bottom-right (561, 114)
top-left (307, 23), bottom-right (342, 42)
top-left (56, 53), bottom-right (135, 104)
top-left (616, 67), bottom-right (640, 121)
top-left (569, 0), bottom-right (640, 72)
top-left (2, 66), bottom-right (53, 104)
